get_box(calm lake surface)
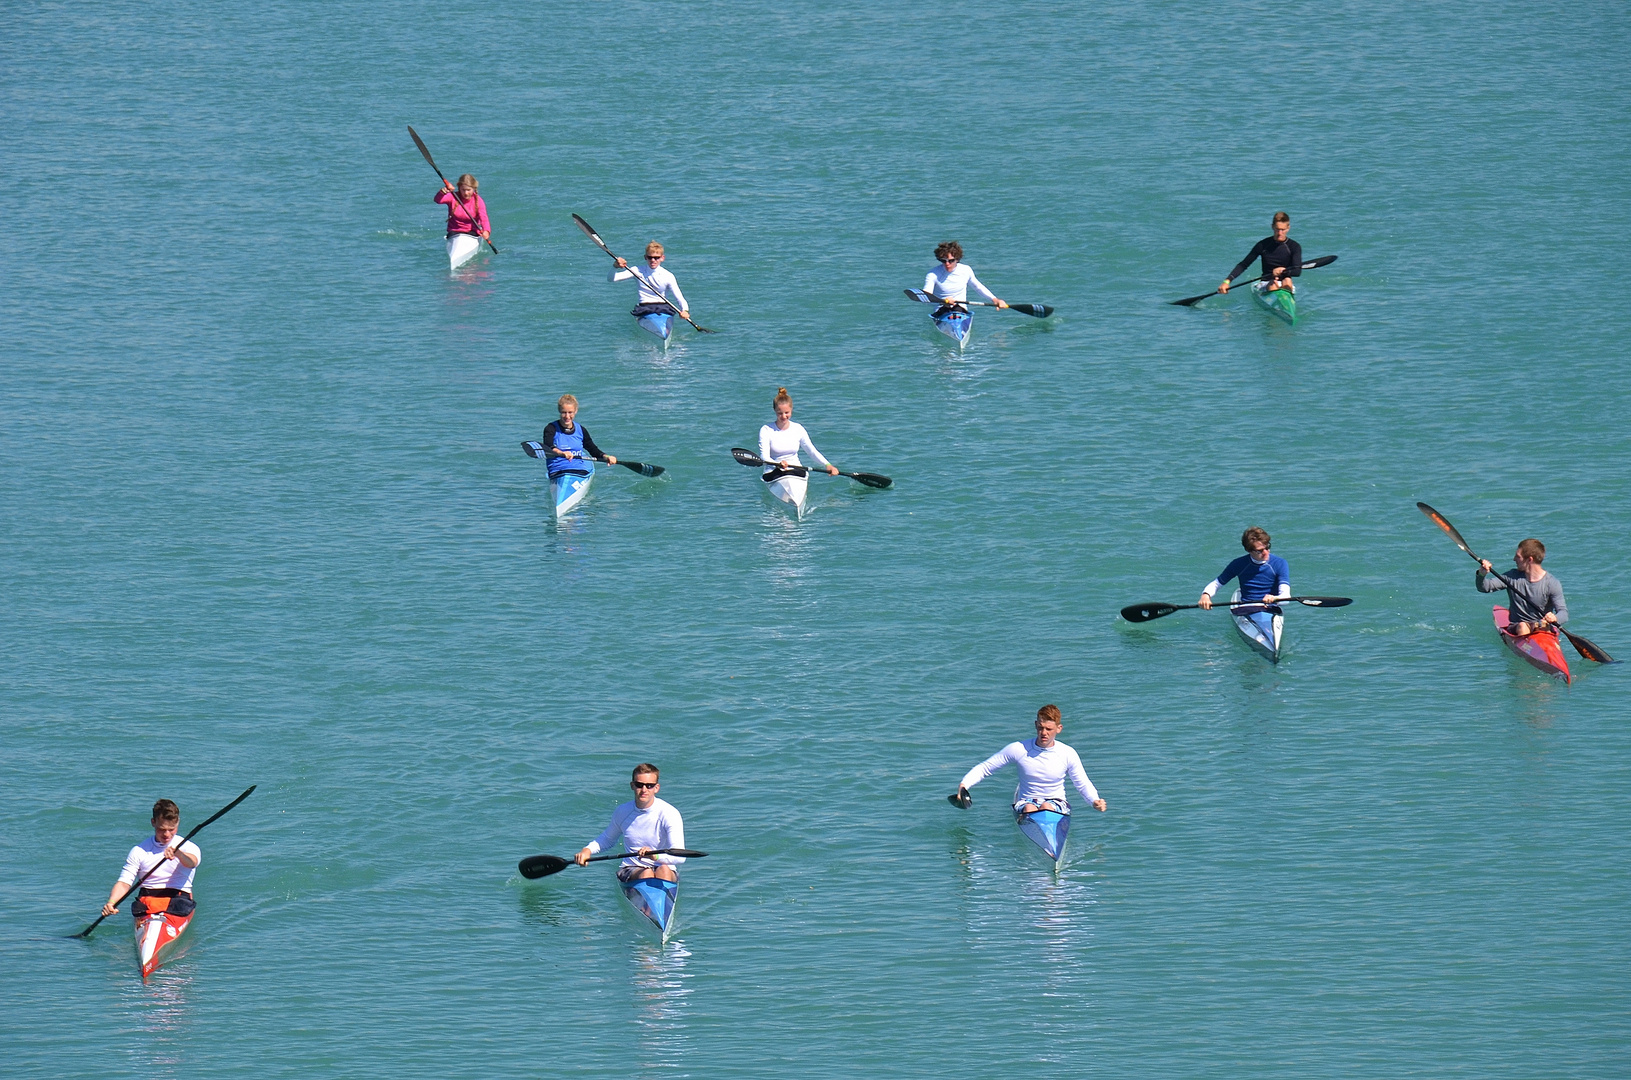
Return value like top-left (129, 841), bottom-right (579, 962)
top-left (4, 2), bottom-right (1628, 1076)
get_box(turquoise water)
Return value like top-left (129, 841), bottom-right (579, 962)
top-left (5, 2), bottom-right (1629, 1076)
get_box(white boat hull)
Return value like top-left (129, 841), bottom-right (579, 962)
top-left (552, 470), bottom-right (593, 517)
top-left (447, 232), bottom-right (481, 270)
top-left (763, 471), bottom-right (808, 519)
top-left (1231, 588), bottom-right (1283, 663)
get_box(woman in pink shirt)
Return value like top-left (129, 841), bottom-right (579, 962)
top-left (435, 174), bottom-right (491, 269)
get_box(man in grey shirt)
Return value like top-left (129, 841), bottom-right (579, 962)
top-left (1477, 538), bottom-right (1567, 636)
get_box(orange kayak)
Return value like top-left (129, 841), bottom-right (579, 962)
top-left (1494, 606), bottom-right (1570, 683)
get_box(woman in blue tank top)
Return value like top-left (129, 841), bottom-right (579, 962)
top-left (540, 394), bottom-right (615, 477)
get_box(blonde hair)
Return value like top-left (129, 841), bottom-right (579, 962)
top-left (557, 394), bottom-right (578, 410)
top-left (645, 241), bottom-right (664, 257)
top-left (456, 174), bottom-right (478, 190)
top-left (773, 387), bottom-right (792, 408)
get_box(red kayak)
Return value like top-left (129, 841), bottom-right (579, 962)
top-left (1494, 606), bottom-right (1570, 683)
top-left (134, 895), bottom-right (193, 978)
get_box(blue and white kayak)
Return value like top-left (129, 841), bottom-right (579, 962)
top-left (551, 469), bottom-right (593, 518)
top-left (1015, 804), bottom-right (1070, 865)
top-left (620, 874), bottom-right (679, 942)
top-left (447, 232), bottom-right (481, 271)
top-left (635, 310), bottom-right (673, 342)
top-left (1231, 587), bottom-right (1282, 663)
top-left (932, 305), bottom-right (972, 347)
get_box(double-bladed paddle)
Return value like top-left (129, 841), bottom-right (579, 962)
top-left (70, 785), bottom-right (257, 939)
top-left (522, 441), bottom-right (664, 477)
top-left (903, 290), bottom-right (1053, 319)
top-left (1416, 502), bottom-right (1616, 663)
top-left (729, 447), bottom-right (892, 488)
top-left (1169, 256), bottom-right (1338, 307)
top-left (408, 125), bottom-right (497, 254)
top-left (518, 848), bottom-right (708, 880)
top-left (571, 214), bottom-right (715, 333)
top-left (1120, 597), bottom-right (1353, 623)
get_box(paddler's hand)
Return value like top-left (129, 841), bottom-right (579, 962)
top-left (1092, 798), bottom-right (1107, 812)
top-left (634, 847), bottom-right (655, 860)
top-left (1218, 280), bottom-right (1231, 294)
top-left (442, 179), bottom-right (455, 191)
top-left (679, 310), bottom-right (690, 320)
top-left (826, 464), bottom-right (839, 476)
top-left (1479, 559), bottom-right (1493, 574)
top-left (994, 298), bottom-right (1009, 309)
top-left (101, 901), bottom-right (119, 916)
top-left (614, 257), bottom-right (628, 269)
top-left (604, 455), bottom-right (617, 465)
top-left (951, 786), bottom-right (971, 808)
top-left (1198, 594), bottom-right (1213, 610)
top-left (573, 848), bottom-right (592, 866)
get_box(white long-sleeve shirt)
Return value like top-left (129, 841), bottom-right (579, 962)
top-left (959, 739), bottom-right (1100, 807)
top-left (759, 421), bottom-right (830, 472)
top-left (585, 797), bottom-right (687, 869)
top-left (609, 264), bottom-right (688, 310)
top-left (923, 263), bottom-right (997, 304)
top-left (118, 835), bottom-right (202, 893)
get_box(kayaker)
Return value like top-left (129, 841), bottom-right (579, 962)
top-left (540, 394), bottom-right (616, 477)
top-left (952, 705), bottom-right (1107, 815)
top-left (1477, 539), bottom-right (1567, 637)
top-left (434, 174), bottom-right (490, 246)
top-left (1219, 212), bottom-right (1301, 294)
top-left (610, 242), bottom-right (690, 325)
top-left (576, 764), bottom-right (686, 884)
top-left (101, 799), bottom-right (200, 921)
top-left (1198, 526), bottom-right (1291, 642)
top-left (760, 388), bottom-right (839, 479)
top-left (924, 241), bottom-right (1008, 315)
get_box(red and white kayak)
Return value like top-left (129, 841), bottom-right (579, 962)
top-left (134, 896), bottom-right (193, 978)
top-left (1494, 606), bottom-right (1570, 683)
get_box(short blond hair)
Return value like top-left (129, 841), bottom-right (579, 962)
top-left (645, 241), bottom-right (664, 257)
top-left (557, 394), bottom-right (578, 411)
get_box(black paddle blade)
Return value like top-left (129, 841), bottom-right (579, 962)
top-left (571, 213), bottom-right (611, 253)
top-left (905, 289), bottom-right (937, 303)
top-left (518, 854), bottom-right (571, 879)
top-left (407, 126), bottom-right (440, 174)
top-left (1303, 255), bottom-right (1338, 269)
top-left (1169, 289), bottom-right (1219, 307)
top-left (522, 441), bottom-right (545, 458)
top-left (1121, 602), bottom-right (1181, 623)
top-left (1561, 628), bottom-right (1618, 664)
top-left (664, 848), bottom-right (709, 859)
top-left (1294, 596), bottom-right (1353, 608)
top-left (1011, 303), bottom-right (1053, 318)
top-left (847, 472), bottom-right (892, 489)
top-left (1417, 502), bottom-right (1478, 558)
top-left (730, 447), bottom-right (765, 468)
top-left (947, 792), bottom-right (971, 809)
top-left (619, 460), bottom-right (664, 477)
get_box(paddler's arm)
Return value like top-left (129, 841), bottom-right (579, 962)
top-left (1545, 579), bottom-right (1567, 626)
top-left (102, 880), bottom-right (135, 916)
top-left (967, 271), bottom-right (1006, 309)
top-left (1476, 562), bottom-right (1508, 592)
top-left (1222, 239), bottom-right (1269, 291)
top-left (1283, 239), bottom-right (1303, 278)
top-left (578, 427), bottom-right (615, 466)
top-left (1197, 578), bottom-right (1223, 610)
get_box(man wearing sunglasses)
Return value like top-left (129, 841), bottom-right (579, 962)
top-left (1198, 527), bottom-right (1290, 642)
top-left (923, 240), bottom-right (1007, 312)
top-left (575, 764), bottom-right (686, 884)
top-left (611, 242), bottom-right (690, 325)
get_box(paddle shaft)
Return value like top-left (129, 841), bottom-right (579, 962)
top-left (1418, 503), bottom-right (1613, 662)
top-left (904, 290), bottom-right (1051, 317)
top-left (1170, 256), bottom-right (1337, 306)
top-left (521, 441), bottom-right (660, 475)
top-left (572, 215), bottom-right (713, 332)
top-left (73, 785), bottom-right (256, 939)
top-left (408, 126), bottom-right (497, 253)
top-left (519, 847), bottom-right (707, 880)
top-left (729, 447), bottom-right (891, 488)
top-left (1120, 596), bottom-right (1353, 623)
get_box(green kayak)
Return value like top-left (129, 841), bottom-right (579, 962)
top-left (1251, 280), bottom-right (1296, 324)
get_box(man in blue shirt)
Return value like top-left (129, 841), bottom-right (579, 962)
top-left (1198, 527), bottom-right (1290, 641)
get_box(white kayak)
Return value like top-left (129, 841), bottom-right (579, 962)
top-left (447, 232), bottom-right (481, 270)
top-left (1231, 587), bottom-right (1283, 663)
top-left (762, 469), bottom-right (808, 520)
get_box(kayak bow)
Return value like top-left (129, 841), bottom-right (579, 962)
top-left (1494, 606), bottom-right (1571, 683)
top-left (1015, 805), bottom-right (1071, 866)
top-left (1250, 280), bottom-right (1296, 324)
top-left (1231, 588), bottom-right (1283, 663)
top-left (620, 873), bottom-right (680, 942)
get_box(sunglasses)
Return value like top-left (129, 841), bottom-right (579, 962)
top-left (632, 780), bottom-right (658, 789)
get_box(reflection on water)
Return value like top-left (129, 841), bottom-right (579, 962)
top-left (1512, 675), bottom-right (1562, 730)
top-left (120, 964), bottom-right (192, 1079)
top-left (629, 942), bottom-right (692, 1073)
top-left (516, 882), bottom-right (570, 928)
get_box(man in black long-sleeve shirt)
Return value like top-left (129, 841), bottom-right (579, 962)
top-left (1219, 211), bottom-right (1302, 296)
